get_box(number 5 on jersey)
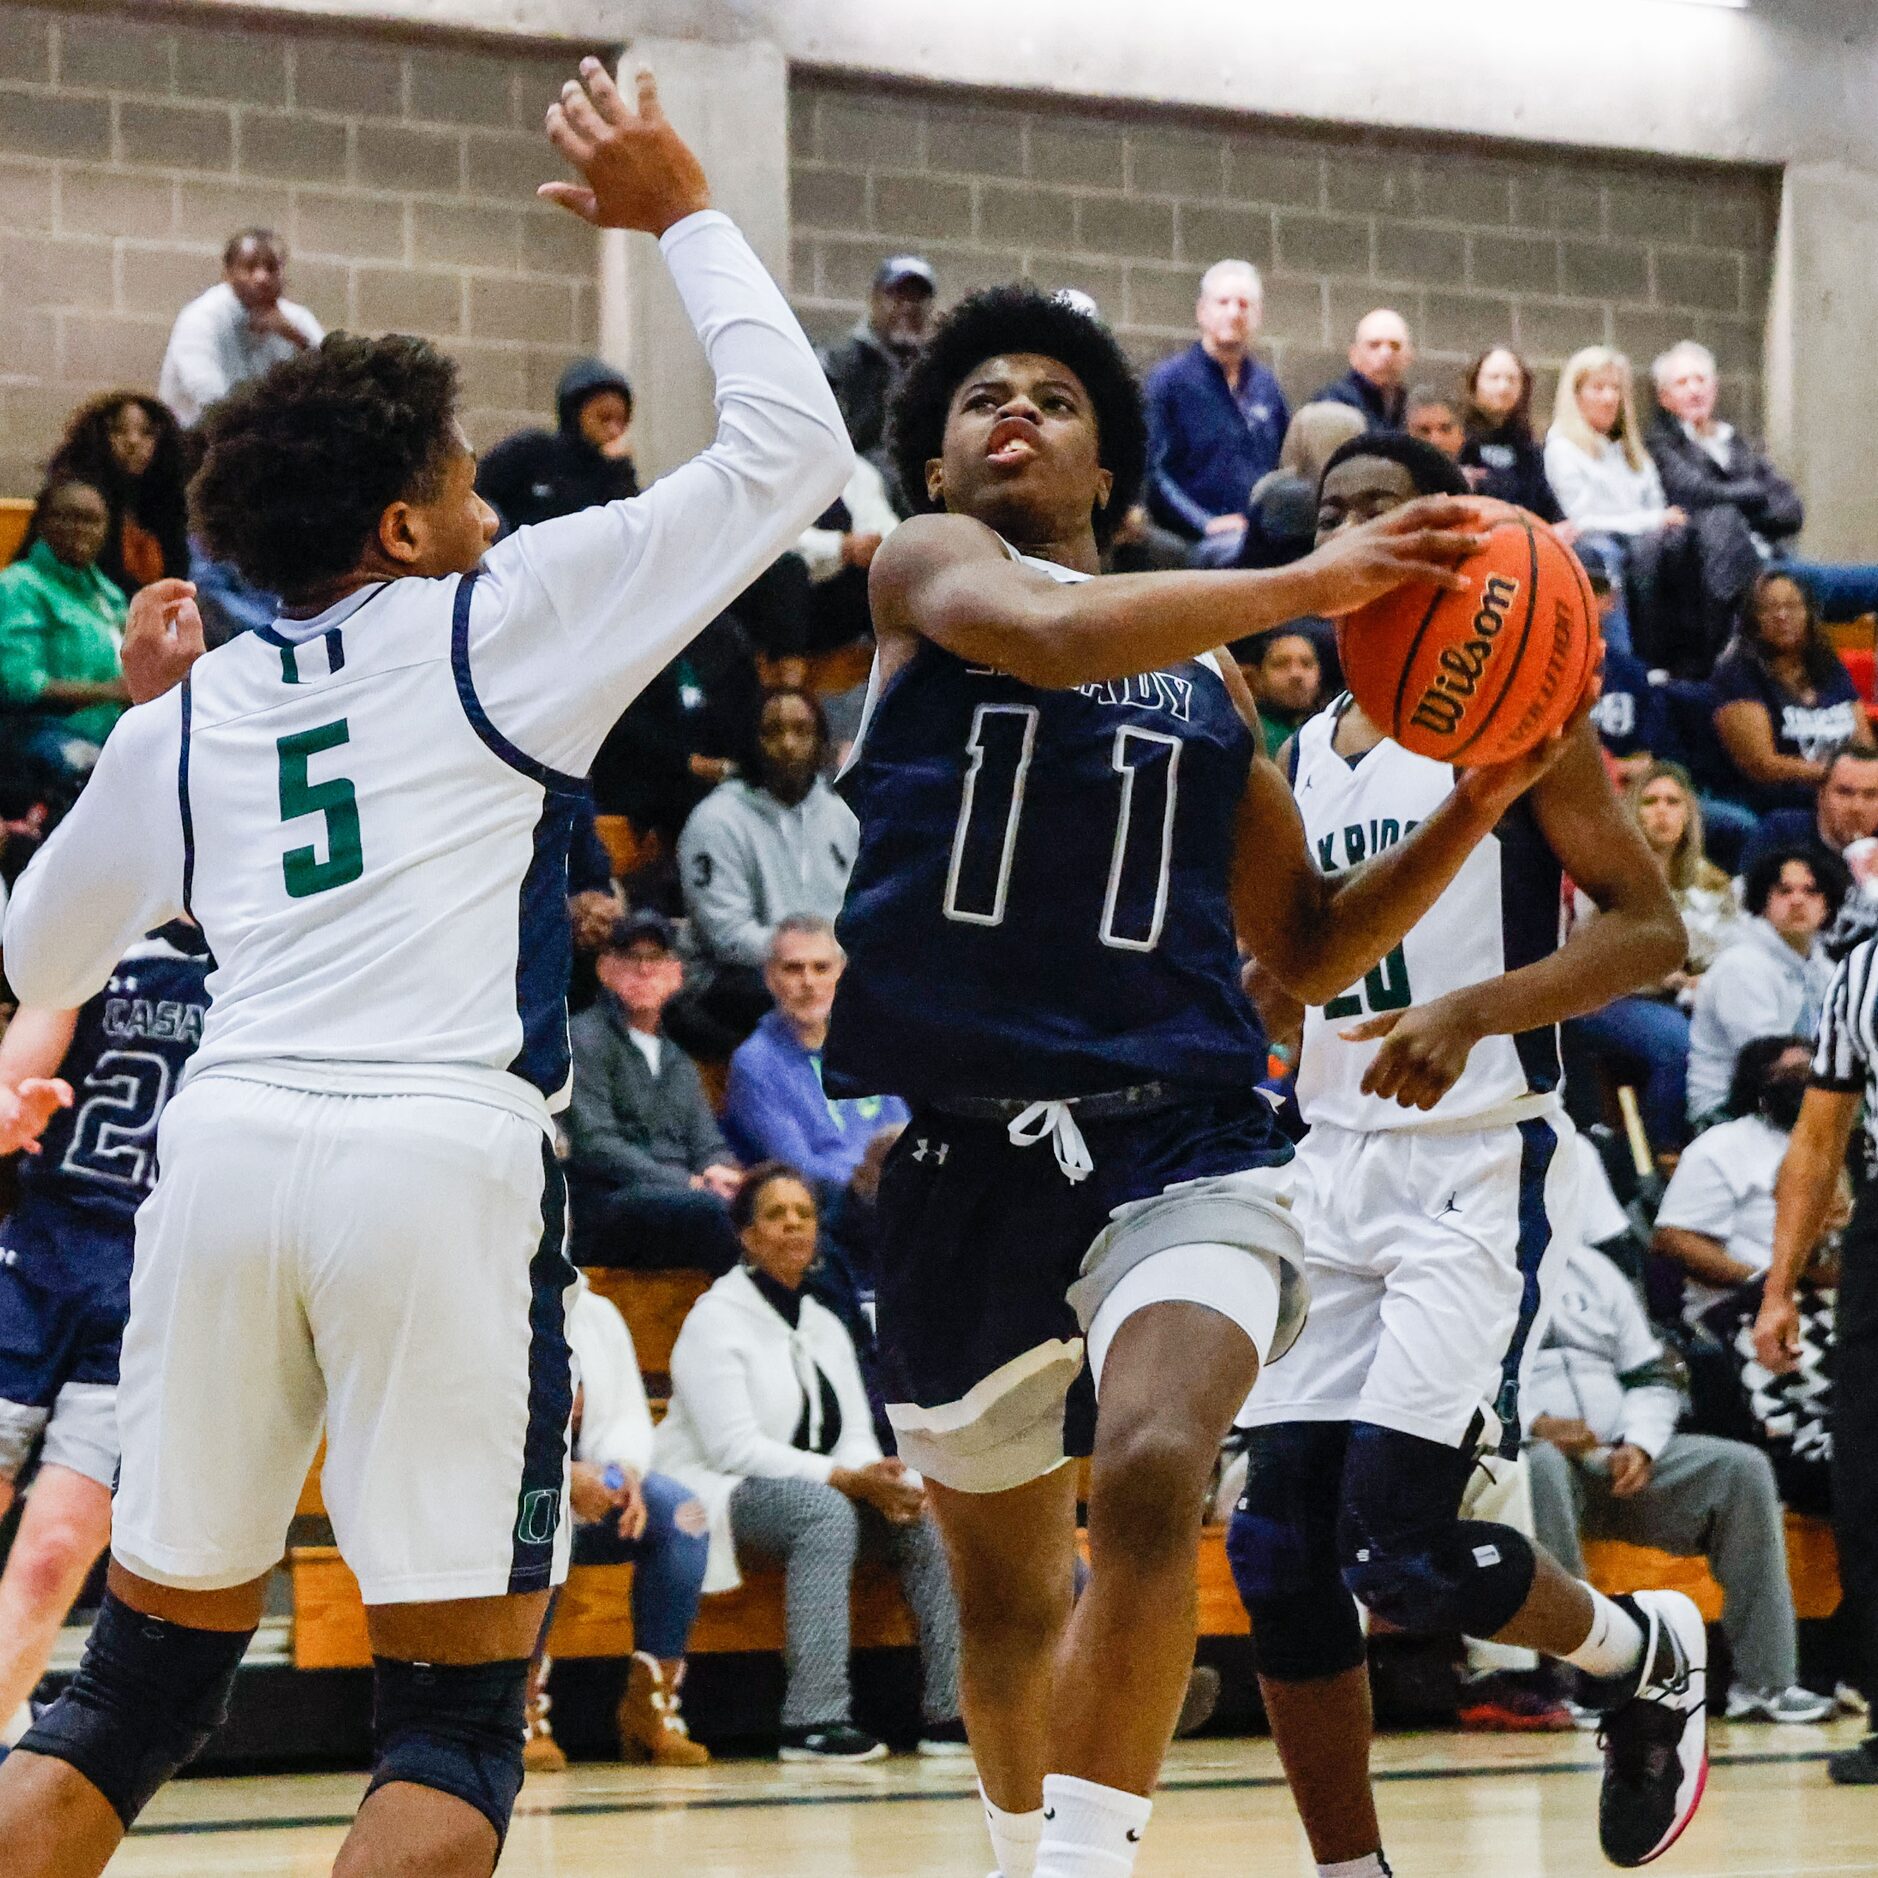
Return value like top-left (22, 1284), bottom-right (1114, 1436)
top-left (278, 720), bottom-right (364, 899)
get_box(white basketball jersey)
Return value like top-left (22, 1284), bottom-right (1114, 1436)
top-left (1289, 697), bottom-right (1565, 1133)
top-left (0, 210), bottom-right (853, 1131)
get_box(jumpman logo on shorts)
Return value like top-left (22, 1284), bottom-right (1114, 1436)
top-left (1437, 1190), bottom-right (1461, 1218)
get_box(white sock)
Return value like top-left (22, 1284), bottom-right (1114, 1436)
top-left (1319, 1854), bottom-right (1392, 1878)
top-left (982, 1781), bottom-right (1044, 1878)
top-left (1035, 1774), bottom-right (1152, 1877)
top-left (1561, 1585), bottom-right (1645, 1680)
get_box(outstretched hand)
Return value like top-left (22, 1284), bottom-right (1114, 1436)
top-left (0, 1078), bottom-right (73, 1156)
top-left (541, 60), bottom-right (711, 236)
top-left (1300, 497), bottom-right (1487, 618)
top-left (122, 578), bottom-right (207, 706)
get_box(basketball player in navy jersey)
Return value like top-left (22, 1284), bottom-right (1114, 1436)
top-left (1232, 434), bottom-right (1701, 1873)
top-left (822, 289), bottom-right (1586, 1878)
top-left (0, 925), bottom-right (211, 1742)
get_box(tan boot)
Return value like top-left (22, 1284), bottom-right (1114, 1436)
top-left (523, 1654), bottom-right (568, 1774)
top-left (617, 1651), bottom-right (711, 1766)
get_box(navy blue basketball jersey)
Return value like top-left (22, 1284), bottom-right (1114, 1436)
top-left (20, 925), bottom-right (211, 1225)
top-left (825, 553), bottom-right (1267, 1103)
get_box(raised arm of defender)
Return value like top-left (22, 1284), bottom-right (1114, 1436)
top-left (868, 505), bottom-right (1483, 689)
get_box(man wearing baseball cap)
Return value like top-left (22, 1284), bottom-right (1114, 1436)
top-left (565, 910), bottom-right (746, 1275)
top-left (818, 255), bottom-right (938, 505)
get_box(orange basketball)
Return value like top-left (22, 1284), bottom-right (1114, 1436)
top-left (1341, 511), bottom-right (1601, 766)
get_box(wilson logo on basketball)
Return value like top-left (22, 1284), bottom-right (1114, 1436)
top-left (1408, 574), bottom-right (1521, 738)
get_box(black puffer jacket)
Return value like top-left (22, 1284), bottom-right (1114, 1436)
top-left (476, 357), bottom-right (639, 533)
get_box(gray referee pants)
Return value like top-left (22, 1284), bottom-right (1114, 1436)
top-left (729, 1476), bottom-right (962, 1729)
top-left (1525, 1432), bottom-right (1798, 1692)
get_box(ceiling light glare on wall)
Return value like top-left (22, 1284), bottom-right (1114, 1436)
top-left (1653, 0), bottom-right (1749, 9)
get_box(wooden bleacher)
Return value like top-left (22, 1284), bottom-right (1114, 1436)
top-left (285, 1266), bottom-right (1844, 1674)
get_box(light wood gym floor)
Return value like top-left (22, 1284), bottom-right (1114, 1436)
top-left (113, 1720), bottom-right (1874, 1875)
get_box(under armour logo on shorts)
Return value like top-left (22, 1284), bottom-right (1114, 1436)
top-left (912, 1138), bottom-right (950, 1165)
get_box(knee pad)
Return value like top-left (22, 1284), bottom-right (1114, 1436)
top-left (366, 1655), bottom-right (529, 1849)
top-left (18, 1591), bottom-right (248, 1827)
top-left (1336, 1424), bottom-right (1535, 1638)
top-left (1227, 1424), bottom-right (1365, 1682)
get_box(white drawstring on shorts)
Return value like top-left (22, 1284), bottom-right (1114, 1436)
top-left (1007, 1100), bottom-right (1095, 1184)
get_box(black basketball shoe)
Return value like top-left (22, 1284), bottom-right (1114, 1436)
top-left (1593, 1590), bottom-right (1709, 1867)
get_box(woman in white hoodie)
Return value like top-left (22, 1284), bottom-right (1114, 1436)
top-left (655, 1162), bottom-right (965, 1764)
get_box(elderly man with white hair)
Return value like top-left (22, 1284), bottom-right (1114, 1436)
top-left (1649, 339), bottom-right (1878, 624)
top-left (1143, 258), bottom-right (1289, 544)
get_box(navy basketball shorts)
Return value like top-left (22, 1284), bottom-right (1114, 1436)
top-left (0, 1194), bottom-right (134, 1491)
top-left (873, 1090), bottom-right (1306, 1494)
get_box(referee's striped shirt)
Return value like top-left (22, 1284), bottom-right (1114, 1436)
top-left (1813, 936), bottom-right (1878, 1124)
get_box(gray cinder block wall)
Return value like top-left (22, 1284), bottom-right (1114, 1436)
top-left (789, 74), bottom-right (1775, 429)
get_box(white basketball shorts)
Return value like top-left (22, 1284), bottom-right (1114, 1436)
top-left (1239, 1105), bottom-right (1578, 1454)
top-left (111, 1074), bottom-right (576, 1603)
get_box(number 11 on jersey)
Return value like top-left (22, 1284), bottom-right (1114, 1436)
top-left (943, 703), bottom-right (1182, 953)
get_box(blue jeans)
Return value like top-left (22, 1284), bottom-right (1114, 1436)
top-left (541, 1471), bottom-right (710, 1660)
top-left (1574, 534), bottom-right (1636, 656)
top-left (1566, 996), bottom-right (1691, 1151)
top-left (1783, 560), bottom-right (1878, 624)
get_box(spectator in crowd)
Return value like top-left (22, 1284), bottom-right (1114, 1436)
top-left (1740, 743), bottom-right (1878, 881)
top-left (1404, 385), bottom-right (1465, 460)
top-left (791, 455), bottom-right (900, 658)
top-left (654, 1164), bottom-right (966, 1763)
top-left (675, 687), bottom-right (858, 1055)
top-left (1544, 347), bottom-right (1683, 660)
top-left (1311, 308), bottom-right (1412, 431)
top-left (0, 479), bottom-right (129, 784)
top-left (477, 357), bottom-right (638, 533)
top-left (1143, 260), bottom-right (1289, 547)
top-left (524, 1278), bottom-right (712, 1773)
top-left (156, 228), bottom-right (323, 427)
top-left (1524, 1229), bottom-right (1834, 1725)
top-left (1701, 1185), bottom-right (1840, 1521)
top-left (1587, 569), bottom-right (1671, 788)
top-left (819, 255), bottom-right (937, 494)
top-left (1656, 1035), bottom-right (1812, 1319)
top-left (1240, 629), bottom-right (1324, 755)
top-left (1712, 571), bottom-right (1875, 815)
top-left (1649, 342), bottom-right (1802, 560)
top-left (1228, 401), bottom-right (1365, 574)
top-left (589, 612), bottom-right (761, 880)
top-left (1563, 758), bottom-right (1733, 1152)
top-left (32, 394), bottom-right (191, 598)
top-left (566, 790), bottom-right (625, 1014)
top-left (1459, 346), bottom-right (1569, 526)
top-left (1628, 762), bottom-right (1744, 974)
top-left (566, 911), bottom-right (745, 1275)
top-left (1687, 855), bottom-right (1838, 1122)
top-left (1651, 338), bottom-right (1878, 626)
top-left (722, 916), bottom-right (908, 1203)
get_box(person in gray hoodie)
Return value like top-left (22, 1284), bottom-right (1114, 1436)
top-left (1686, 846), bottom-right (1841, 1123)
top-left (673, 687), bottom-right (857, 1054)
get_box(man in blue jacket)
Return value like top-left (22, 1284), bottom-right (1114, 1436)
top-left (723, 913), bottom-right (907, 1202)
top-left (1143, 261), bottom-right (1289, 547)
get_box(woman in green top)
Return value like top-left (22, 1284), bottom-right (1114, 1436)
top-left (0, 479), bottom-right (131, 783)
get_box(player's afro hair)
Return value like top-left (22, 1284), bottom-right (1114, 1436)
top-left (889, 285), bottom-right (1146, 550)
top-left (190, 333), bottom-right (460, 602)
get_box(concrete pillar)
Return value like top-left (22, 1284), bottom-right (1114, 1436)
top-left (1765, 162), bottom-right (1878, 560)
top-left (596, 33), bottom-right (792, 480)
